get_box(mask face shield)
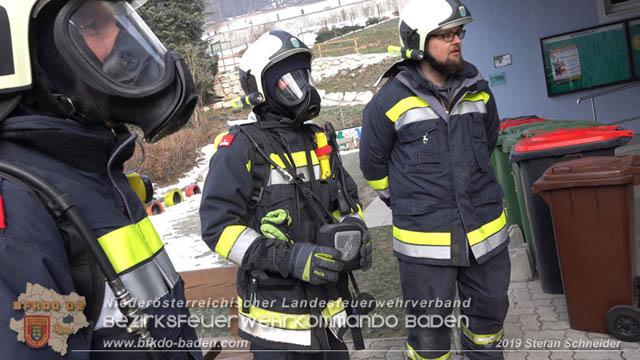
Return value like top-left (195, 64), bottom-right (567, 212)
top-left (273, 69), bottom-right (310, 107)
top-left (56, 0), bottom-right (173, 96)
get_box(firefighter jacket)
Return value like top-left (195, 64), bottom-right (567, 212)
top-left (200, 116), bottom-right (363, 351)
top-left (360, 61), bottom-right (508, 266)
top-left (0, 114), bottom-right (201, 360)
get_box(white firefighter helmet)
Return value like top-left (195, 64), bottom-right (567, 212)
top-left (397, 0), bottom-right (473, 52)
top-left (238, 30), bottom-right (312, 101)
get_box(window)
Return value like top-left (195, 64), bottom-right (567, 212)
top-left (598, 0), bottom-right (640, 22)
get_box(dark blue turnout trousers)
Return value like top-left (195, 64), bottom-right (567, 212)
top-left (400, 247), bottom-right (511, 360)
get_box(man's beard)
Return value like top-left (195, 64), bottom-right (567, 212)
top-left (425, 51), bottom-right (464, 78)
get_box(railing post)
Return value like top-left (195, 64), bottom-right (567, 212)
top-left (354, 37), bottom-right (359, 54)
top-left (590, 98), bottom-right (597, 123)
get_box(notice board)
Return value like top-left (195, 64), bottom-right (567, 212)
top-left (540, 22), bottom-right (634, 96)
top-left (630, 18), bottom-right (640, 77)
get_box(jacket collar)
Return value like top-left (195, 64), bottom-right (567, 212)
top-left (0, 115), bottom-right (134, 174)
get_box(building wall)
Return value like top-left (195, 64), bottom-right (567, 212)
top-left (461, 0), bottom-right (640, 131)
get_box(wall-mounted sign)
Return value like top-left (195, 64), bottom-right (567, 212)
top-left (489, 72), bottom-right (506, 86)
top-left (493, 53), bottom-right (512, 68)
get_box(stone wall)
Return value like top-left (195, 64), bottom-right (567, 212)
top-left (212, 52), bottom-right (393, 110)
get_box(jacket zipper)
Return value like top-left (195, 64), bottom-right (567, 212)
top-left (439, 90), bottom-right (471, 264)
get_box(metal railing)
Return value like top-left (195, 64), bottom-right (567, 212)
top-left (576, 81), bottom-right (640, 122)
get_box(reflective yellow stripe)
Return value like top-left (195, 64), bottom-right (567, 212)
top-left (98, 217), bottom-right (164, 274)
top-left (246, 160), bottom-right (251, 172)
top-left (467, 211), bottom-right (506, 246)
top-left (367, 176), bottom-right (389, 190)
top-left (461, 91), bottom-right (490, 104)
top-left (393, 226), bottom-right (451, 246)
top-left (216, 225), bottom-right (247, 259)
top-left (385, 97), bottom-right (430, 122)
top-left (213, 131), bottom-right (228, 153)
top-left (238, 297), bottom-right (311, 330)
top-left (332, 204), bottom-right (365, 221)
top-left (321, 298), bottom-right (345, 321)
top-left (407, 344), bottom-right (450, 360)
top-left (269, 151), bottom-right (319, 169)
top-left (462, 323), bottom-right (504, 345)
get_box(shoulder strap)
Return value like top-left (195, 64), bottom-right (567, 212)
top-left (236, 125), bottom-right (271, 210)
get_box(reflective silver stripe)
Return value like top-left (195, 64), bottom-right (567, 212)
top-left (267, 165), bottom-right (321, 186)
top-left (395, 108), bottom-right (439, 131)
top-left (95, 282), bottom-right (126, 331)
top-left (376, 189), bottom-right (390, 199)
top-left (120, 255), bottom-right (171, 303)
top-left (153, 249), bottom-right (180, 287)
top-left (228, 227), bottom-right (262, 264)
top-left (470, 225), bottom-right (508, 259)
top-left (450, 101), bottom-right (487, 116)
top-left (238, 313), bottom-right (312, 346)
top-left (393, 239), bottom-right (450, 260)
top-left (327, 309), bottom-right (347, 338)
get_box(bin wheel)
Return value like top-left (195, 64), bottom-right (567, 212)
top-left (606, 305), bottom-right (640, 342)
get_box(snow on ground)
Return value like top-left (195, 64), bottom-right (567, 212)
top-left (150, 144), bottom-right (231, 272)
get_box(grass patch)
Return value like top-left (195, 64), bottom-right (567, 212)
top-left (311, 18), bottom-right (400, 58)
top-left (353, 225), bottom-right (406, 339)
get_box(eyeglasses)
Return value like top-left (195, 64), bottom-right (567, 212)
top-left (431, 29), bottom-right (466, 42)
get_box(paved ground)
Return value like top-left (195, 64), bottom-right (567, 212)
top-left (344, 277), bottom-right (640, 359)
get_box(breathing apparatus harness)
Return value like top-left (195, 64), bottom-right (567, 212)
top-left (237, 122), bottom-right (375, 350)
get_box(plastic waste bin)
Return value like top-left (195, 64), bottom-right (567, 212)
top-left (494, 117), bottom-right (548, 239)
top-left (510, 126), bottom-right (634, 294)
top-left (499, 120), bottom-right (597, 259)
top-left (532, 155), bottom-right (640, 336)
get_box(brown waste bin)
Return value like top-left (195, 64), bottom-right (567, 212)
top-left (532, 155), bottom-right (640, 336)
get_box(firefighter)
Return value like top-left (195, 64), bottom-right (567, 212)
top-left (0, 0), bottom-right (201, 358)
top-left (200, 30), bottom-right (372, 359)
top-left (359, 1), bottom-right (510, 359)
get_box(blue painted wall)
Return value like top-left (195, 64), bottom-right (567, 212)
top-left (461, 0), bottom-right (639, 132)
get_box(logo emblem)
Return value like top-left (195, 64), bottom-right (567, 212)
top-left (290, 37), bottom-right (300, 48)
top-left (459, 6), bottom-right (467, 17)
top-left (24, 315), bottom-right (50, 349)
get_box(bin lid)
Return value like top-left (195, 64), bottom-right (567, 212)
top-left (514, 126), bottom-right (633, 153)
top-left (500, 120), bottom-right (598, 151)
top-left (532, 155), bottom-right (640, 193)
top-left (499, 117), bottom-right (547, 132)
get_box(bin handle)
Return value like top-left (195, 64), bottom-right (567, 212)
top-left (563, 153), bottom-right (583, 161)
top-left (525, 129), bottom-right (545, 138)
top-left (552, 166), bottom-right (573, 174)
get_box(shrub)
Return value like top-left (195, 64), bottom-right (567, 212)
top-left (365, 17), bottom-right (381, 26)
top-left (315, 25), bottom-right (364, 43)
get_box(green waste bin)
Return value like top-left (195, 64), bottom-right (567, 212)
top-left (500, 120), bottom-right (598, 261)
top-left (493, 117), bottom-right (547, 243)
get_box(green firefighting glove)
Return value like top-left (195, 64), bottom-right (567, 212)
top-left (260, 209), bottom-right (292, 243)
top-left (342, 216), bottom-right (372, 271)
top-left (289, 243), bottom-right (344, 285)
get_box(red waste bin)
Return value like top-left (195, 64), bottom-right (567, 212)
top-left (532, 155), bottom-right (640, 336)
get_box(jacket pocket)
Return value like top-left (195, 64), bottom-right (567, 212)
top-left (469, 115), bottom-right (490, 171)
top-left (397, 120), bottom-right (441, 174)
